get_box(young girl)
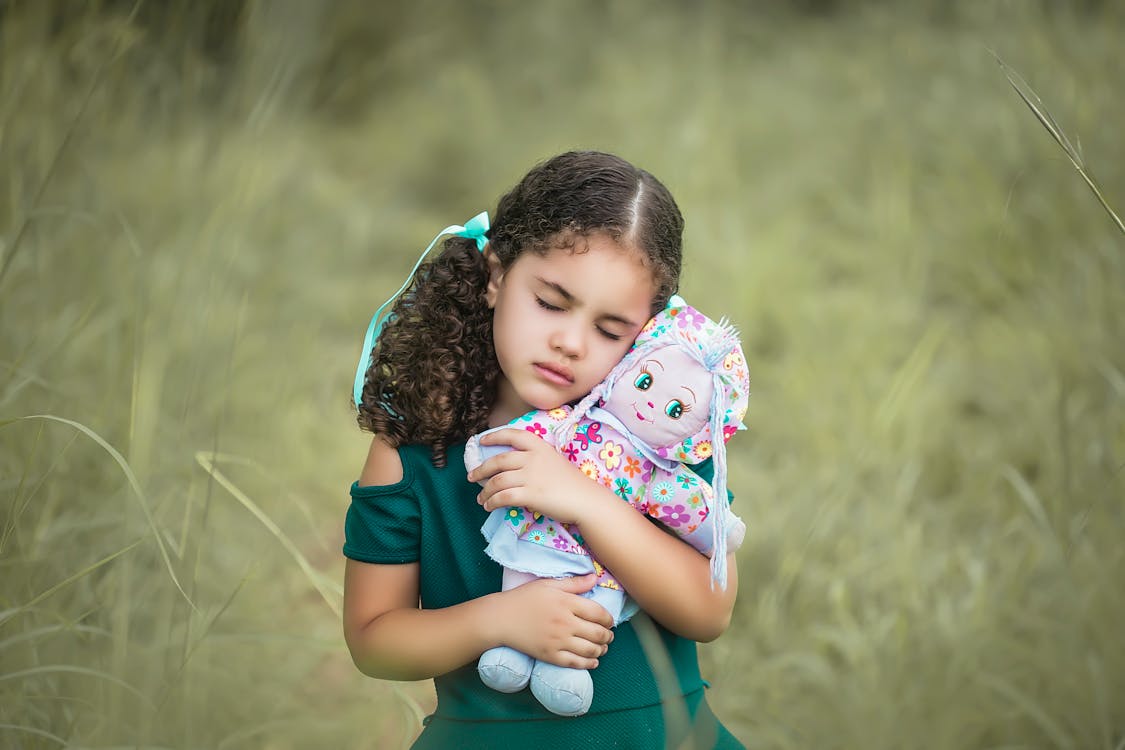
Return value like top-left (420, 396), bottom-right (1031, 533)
top-left (343, 151), bottom-right (745, 749)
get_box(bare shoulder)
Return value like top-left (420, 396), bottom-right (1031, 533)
top-left (358, 435), bottom-right (404, 487)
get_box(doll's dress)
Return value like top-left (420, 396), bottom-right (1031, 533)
top-left (465, 406), bottom-right (745, 716)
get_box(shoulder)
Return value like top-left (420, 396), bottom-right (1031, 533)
top-left (358, 434), bottom-right (404, 487)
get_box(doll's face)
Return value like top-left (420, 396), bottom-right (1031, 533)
top-left (602, 345), bottom-right (713, 449)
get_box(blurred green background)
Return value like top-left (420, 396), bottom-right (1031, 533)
top-left (2, 1), bottom-right (1123, 747)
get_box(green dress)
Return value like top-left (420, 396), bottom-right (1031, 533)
top-left (344, 442), bottom-right (746, 750)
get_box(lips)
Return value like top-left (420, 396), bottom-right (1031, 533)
top-left (631, 402), bottom-right (652, 423)
top-left (534, 362), bottom-right (575, 386)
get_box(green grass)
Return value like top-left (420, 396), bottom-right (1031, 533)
top-left (1, 1), bottom-right (1123, 748)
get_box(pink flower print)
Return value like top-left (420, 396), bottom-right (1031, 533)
top-left (652, 482), bottom-right (675, 502)
top-left (723, 424), bottom-right (738, 442)
top-left (552, 536), bottom-right (570, 551)
top-left (525, 422), bottom-right (547, 437)
top-left (661, 504), bottom-right (691, 527)
top-left (599, 441), bottom-right (624, 471)
top-left (614, 477), bottom-right (633, 500)
top-left (547, 407), bottom-right (568, 421)
top-left (693, 440), bottom-right (713, 460)
top-left (562, 443), bottom-right (580, 462)
top-left (698, 506), bottom-right (710, 520)
top-left (678, 308), bottom-right (705, 329)
top-left (622, 456), bottom-right (642, 478)
top-left (579, 459), bottom-right (600, 482)
top-left (504, 507), bottom-right (525, 527)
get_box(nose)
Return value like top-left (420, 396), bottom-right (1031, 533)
top-left (549, 321), bottom-right (585, 359)
top-left (647, 401), bottom-right (654, 409)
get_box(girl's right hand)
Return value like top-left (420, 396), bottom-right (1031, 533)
top-left (492, 574), bottom-right (614, 670)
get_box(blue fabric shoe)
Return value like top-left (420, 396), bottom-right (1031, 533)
top-left (477, 646), bottom-right (534, 693)
top-left (529, 661), bottom-right (593, 716)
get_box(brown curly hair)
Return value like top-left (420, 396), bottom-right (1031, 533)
top-left (357, 150), bottom-right (685, 465)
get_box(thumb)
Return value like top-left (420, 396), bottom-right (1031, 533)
top-left (554, 573), bottom-right (598, 594)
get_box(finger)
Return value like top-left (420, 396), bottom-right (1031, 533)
top-left (572, 599), bottom-right (615, 630)
top-left (570, 620), bottom-right (614, 648)
top-left (469, 450), bottom-right (526, 482)
top-left (543, 649), bottom-right (600, 671)
top-left (551, 573), bottom-right (599, 595)
top-left (480, 428), bottom-right (544, 450)
top-left (563, 635), bottom-right (610, 661)
top-left (478, 427), bottom-right (532, 447)
top-left (479, 485), bottom-right (525, 512)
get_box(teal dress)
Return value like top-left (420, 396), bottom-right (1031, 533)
top-left (343, 442), bottom-right (746, 750)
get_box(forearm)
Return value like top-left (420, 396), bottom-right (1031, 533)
top-left (576, 486), bottom-right (738, 642)
top-left (345, 594), bottom-right (502, 681)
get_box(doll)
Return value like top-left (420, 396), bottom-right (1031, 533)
top-left (463, 296), bottom-right (751, 717)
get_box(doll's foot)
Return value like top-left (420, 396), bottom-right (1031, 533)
top-left (530, 661), bottom-right (593, 716)
top-left (477, 646), bottom-right (533, 693)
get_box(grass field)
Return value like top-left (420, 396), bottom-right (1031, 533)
top-left (1, 1), bottom-right (1123, 748)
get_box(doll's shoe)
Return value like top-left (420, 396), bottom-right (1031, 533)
top-left (477, 646), bottom-right (533, 693)
top-left (529, 661), bottom-right (593, 717)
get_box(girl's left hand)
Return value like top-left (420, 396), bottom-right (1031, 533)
top-left (468, 428), bottom-right (609, 525)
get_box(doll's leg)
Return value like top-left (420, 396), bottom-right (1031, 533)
top-left (477, 568), bottom-right (538, 693)
top-left (528, 587), bottom-right (626, 717)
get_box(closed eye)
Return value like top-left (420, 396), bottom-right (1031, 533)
top-left (535, 296), bottom-right (564, 312)
top-left (597, 327), bottom-right (623, 341)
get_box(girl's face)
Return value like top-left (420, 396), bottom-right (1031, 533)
top-left (486, 234), bottom-right (657, 426)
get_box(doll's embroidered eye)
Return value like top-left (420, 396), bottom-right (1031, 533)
top-left (665, 399), bottom-right (689, 419)
top-left (633, 372), bottom-right (653, 391)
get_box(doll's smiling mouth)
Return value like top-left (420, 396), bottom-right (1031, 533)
top-left (630, 403), bottom-right (653, 423)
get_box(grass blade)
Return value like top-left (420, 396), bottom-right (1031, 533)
top-left (993, 51), bottom-right (1125, 236)
top-left (1, 415), bottom-right (197, 611)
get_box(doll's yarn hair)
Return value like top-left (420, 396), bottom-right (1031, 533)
top-left (559, 298), bottom-right (750, 588)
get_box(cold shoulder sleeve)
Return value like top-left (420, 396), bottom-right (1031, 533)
top-left (342, 451), bottom-right (421, 564)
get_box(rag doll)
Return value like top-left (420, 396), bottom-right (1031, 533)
top-left (463, 296), bottom-right (750, 717)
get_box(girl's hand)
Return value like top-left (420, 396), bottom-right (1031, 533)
top-left (468, 428), bottom-right (610, 524)
top-left (493, 574), bottom-right (614, 669)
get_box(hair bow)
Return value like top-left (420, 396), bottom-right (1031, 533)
top-left (353, 212), bottom-right (490, 407)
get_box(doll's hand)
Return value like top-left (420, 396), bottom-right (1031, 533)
top-left (468, 428), bottom-right (610, 525)
top-left (493, 574), bottom-right (614, 669)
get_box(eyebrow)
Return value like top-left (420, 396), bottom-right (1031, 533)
top-left (536, 277), bottom-right (642, 328)
top-left (681, 385), bottom-right (697, 402)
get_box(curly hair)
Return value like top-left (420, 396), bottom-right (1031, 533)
top-left (357, 151), bottom-right (685, 466)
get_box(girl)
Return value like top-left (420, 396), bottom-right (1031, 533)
top-left (343, 151), bottom-right (745, 749)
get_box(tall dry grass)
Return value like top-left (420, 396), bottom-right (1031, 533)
top-left (1, 1), bottom-right (1122, 748)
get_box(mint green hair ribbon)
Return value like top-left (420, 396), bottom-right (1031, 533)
top-left (353, 211), bottom-right (490, 408)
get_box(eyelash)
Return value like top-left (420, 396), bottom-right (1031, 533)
top-left (535, 297), bottom-right (623, 341)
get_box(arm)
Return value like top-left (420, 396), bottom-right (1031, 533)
top-left (342, 436), bottom-right (615, 681)
top-left (471, 430), bottom-right (738, 642)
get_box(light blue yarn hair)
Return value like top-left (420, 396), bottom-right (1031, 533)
top-left (352, 212), bottom-right (490, 408)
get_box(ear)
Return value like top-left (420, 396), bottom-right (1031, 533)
top-left (483, 245), bottom-right (504, 308)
